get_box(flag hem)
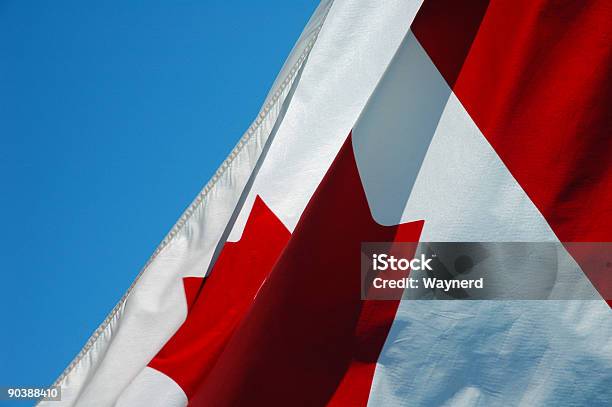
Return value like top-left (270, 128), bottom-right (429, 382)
top-left (44, 0), bottom-right (335, 394)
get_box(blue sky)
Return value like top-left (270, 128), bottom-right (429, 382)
top-left (0, 0), bottom-right (318, 397)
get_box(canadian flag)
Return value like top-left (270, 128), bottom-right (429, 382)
top-left (42, 0), bottom-right (612, 406)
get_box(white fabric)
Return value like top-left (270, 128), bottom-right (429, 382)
top-left (115, 368), bottom-right (186, 407)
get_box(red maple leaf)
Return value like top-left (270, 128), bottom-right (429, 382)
top-left (149, 134), bottom-right (423, 406)
top-left (190, 135), bottom-right (424, 406)
top-left (148, 195), bottom-right (291, 398)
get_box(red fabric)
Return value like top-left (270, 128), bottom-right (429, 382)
top-left (189, 135), bottom-right (423, 406)
top-left (148, 196), bottom-right (291, 398)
